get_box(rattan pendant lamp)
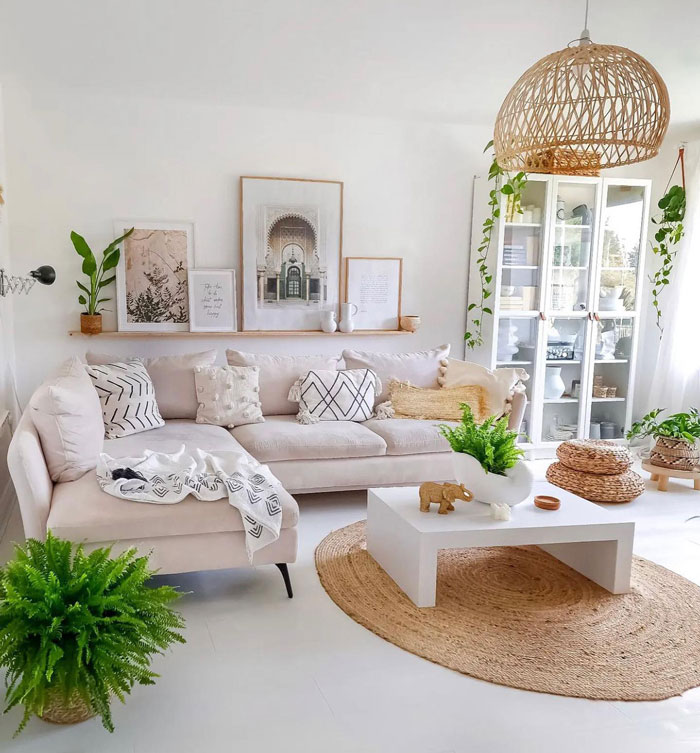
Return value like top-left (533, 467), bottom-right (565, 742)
top-left (493, 1), bottom-right (670, 175)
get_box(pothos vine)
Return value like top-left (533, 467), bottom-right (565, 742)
top-left (465, 141), bottom-right (527, 349)
top-left (650, 181), bottom-right (685, 334)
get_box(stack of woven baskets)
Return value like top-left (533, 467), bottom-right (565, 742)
top-left (546, 439), bottom-right (645, 504)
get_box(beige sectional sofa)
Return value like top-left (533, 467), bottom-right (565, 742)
top-left (7, 346), bottom-right (525, 596)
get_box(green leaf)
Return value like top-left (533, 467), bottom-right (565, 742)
top-left (467, 303), bottom-right (476, 311)
top-left (101, 227), bottom-right (134, 258)
top-left (71, 231), bottom-right (97, 277)
top-left (76, 281), bottom-right (91, 296)
top-left (501, 184), bottom-right (514, 195)
top-left (98, 275), bottom-right (116, 289)
top-left (78, 294), bottom-right (87, 305)
top-left (102, 249), bottom-right (120, 272)
top-left (483, 307), bottom-right (492, 315)
top-left (483, 139), bottom-right (494, 152)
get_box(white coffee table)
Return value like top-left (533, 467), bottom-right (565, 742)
top-left (366, 484), bottom-right (635, 607)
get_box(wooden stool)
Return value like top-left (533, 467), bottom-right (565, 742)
top-left (641, 459), bottom-right (700, 492)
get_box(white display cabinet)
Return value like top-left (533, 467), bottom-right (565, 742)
top-left (467, 174), bottom-right (651, 456)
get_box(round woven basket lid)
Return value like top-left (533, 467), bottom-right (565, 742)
top-left (546, 462), bottom-right (644, 504)
top-left (557, 439), bottom-right (632, 475)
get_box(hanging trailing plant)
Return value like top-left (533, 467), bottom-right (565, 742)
top-left (650, 182), bottom-right (686, 334)
top-left (465, 141), bottom-right (527, 349)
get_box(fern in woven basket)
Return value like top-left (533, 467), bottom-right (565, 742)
top-left (0, 533), bottom-right (186, 735)
top-left (439, 404), bottom-right (523, 476)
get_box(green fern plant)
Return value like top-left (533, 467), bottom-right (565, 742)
top-left (0, 533), bottom-right (186, 735)
top-left (439, 404), bottom-right (524, 476)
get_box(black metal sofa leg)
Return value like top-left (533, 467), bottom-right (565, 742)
top-left (275, 563), bottom-right (294, 599)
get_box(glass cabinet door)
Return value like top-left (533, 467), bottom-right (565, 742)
top-left (495, 316), bottom-right (539, 443)
top-left (547, 180), bottom-right (599, 314)
top-left (540, 316), bottom-right (588, 443)
top-left (587, 316), bottom-right (635, 440)
top-left (597, 183), bottom-right (646, 313)
top-left (500, 179), bottom-right (547, 313)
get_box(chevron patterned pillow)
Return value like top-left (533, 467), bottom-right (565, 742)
top-left (288, 369), bottom-right (380, 424)
top-left (86, 360), bottom-right (165, 438)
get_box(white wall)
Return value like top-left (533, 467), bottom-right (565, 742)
top-left (2, 82), bottom-right (489, 405)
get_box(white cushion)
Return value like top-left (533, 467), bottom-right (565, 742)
top-left (231, 415), bottom-right (387, 462)
top-left (86, 360), bottom-right (164, 438)
top-left (342, 344), bottom-right (450, 404)
top-left (439, 359), bottom-right (529, 418)
top-left (289, 368), bottom-right (379, 422)
top-left (226, 350), bottom-right (342, 415)
top-left (28, 357), bottom-right (104, 482)
top-left (86, 350), bottom-right (218, 419)
top-left (194, 366), bottom-right (264, 428)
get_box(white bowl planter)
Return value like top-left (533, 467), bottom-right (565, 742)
top-left (451, 452), bottom-right (533, 507)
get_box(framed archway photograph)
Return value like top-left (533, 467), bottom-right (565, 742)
top-left (240, 176), bottom-right (343, 331)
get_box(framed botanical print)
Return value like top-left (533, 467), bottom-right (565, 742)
top-left (240, 176), bottom-right (343, 331)
top-left (344, 257), bottom-right (403, 330)
top-left (114, 220), bottom-right (194, 332)
top-left (188, 269), bottom-right (237, 332)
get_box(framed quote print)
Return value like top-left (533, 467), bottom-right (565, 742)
top-left (344, 257), bottom-right (403, 330)
top-left (188, 269), bottom-right (237, 332)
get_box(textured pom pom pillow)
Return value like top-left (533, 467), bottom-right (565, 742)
top-left (194, 365), bottom-right (264, 428)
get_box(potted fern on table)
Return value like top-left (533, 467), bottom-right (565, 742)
top-left (0, 533), bottom-right (185, 734)
top-left (627, 408), bottom-right (700, 471)
top-left (440, 405), bottom-right (532, 507)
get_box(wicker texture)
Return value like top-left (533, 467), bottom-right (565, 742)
top-left (388, 380), bottom-right (489, 422)
top-left (494, 42), bottom-right (670, 175)
top-left (650, 437), bottom-right (700, 472)
top-left (546, 462), bottom-right (644, 503)
top-left (557, 439), bottom-right (632, 475)
top-left (39, 690), bottom-right (95, 725)
top-left (316, 522), bottom-right (700, 701)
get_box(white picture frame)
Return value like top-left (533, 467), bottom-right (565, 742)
top-left (188, 269), bottom-right (237, 332)
top-left (344, 257), bottom-right (403, 330)
top-left (240, 176), bottom-right (343, 331)
top-left (114, 220), bottom-right (195, 332)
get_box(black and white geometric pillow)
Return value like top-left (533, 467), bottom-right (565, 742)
top-left (86, 360), bottom-right (165, 439)
top-left (288, 368), bottom-right (380, 423)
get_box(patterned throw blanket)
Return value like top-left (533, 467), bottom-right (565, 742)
top-left (97, 446), bottom-right (287, 560)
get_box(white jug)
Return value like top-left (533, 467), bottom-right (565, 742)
top-left (339, 302), bottom-right (358, 333)
top-left (320, 310), bottom-right (337, 333)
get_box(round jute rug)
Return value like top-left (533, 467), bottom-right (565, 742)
top-left (315, 521), bottom-right (700, 701)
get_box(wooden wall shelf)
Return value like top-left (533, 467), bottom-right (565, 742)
top-left (68, 330), bottom-right (413, 338)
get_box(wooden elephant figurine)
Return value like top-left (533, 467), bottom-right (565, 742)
top-left (419, 482), bottom-right (474, 514)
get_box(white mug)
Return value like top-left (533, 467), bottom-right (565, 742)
top-left (339, 302), bottom-right (358, 333)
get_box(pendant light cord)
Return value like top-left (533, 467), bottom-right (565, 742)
top-left (584, 0), bottom-right (589, 30)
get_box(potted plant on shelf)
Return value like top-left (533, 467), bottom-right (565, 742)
top-left (627, 408), bottom-right (700, 471)
top-left (72, 227), bottom-right (133, 334)
top-left (0, 533), bottom-right (185, 735)
top-left (440, 405), bottom-right (532, 506)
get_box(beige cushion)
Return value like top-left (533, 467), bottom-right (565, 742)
top-left (388, 381), bottom-right (490, 422)
top-left (439, 359), bottom-right (528, 418)
top-left (363, 418), bottom-right (458, 456)
top-left (194, 366), bottom-right (263, 428)
top-left (29, 357), bottom-right (104, 482)
top-left (48, 472), bottom-right (299, 544)
top-left (86, 350), bottom-right (218, 419)
top-left (342, 344), bottom-right (450, 404)
top-left (49, 418), bottom-right (299, 543)
top-left (226, 350), bottom-right (341, 415)
top-left (231, 414), bottom-right (386, 462)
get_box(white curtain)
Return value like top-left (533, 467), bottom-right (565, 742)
top-left (648, 141), bottom-right (700, 411)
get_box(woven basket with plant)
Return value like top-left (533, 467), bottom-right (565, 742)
top-left (627, 408), bottom-right (700, 471)
top-left (0, 533), bottom-right (185, 735)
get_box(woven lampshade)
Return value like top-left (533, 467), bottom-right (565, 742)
top-left (494, 41), bottom-right (670, 175)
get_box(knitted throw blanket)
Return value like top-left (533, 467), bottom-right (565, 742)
top-left (97, 446), bottom-right (287, 560)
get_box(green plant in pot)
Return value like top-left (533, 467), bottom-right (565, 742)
top-left (627, 408), bottom-right (700, 471)
top-left (0, 533), bottom-right (185, 734)
top-left (72, 227), bottom-right (134, 334)
top-left (440, 404), bottom-right (531, 507)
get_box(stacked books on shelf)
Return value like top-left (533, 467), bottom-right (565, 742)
top-left (503, 244), bottom-right (526, 265)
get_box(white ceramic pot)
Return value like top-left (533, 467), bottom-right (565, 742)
top-left (320, 310), bottom-right (337, 333)
top-left (544, 366), bottom-right (566, 399)
top-left (451, 452), bottom-right (533, 507)
top-left (339, 302), bottom-right (358, 333)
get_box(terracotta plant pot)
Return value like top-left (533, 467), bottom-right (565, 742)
top-left (39, 689), bottom-right (96, 725)
top-left (650, 436), bottom-right (700, 471)
top-left (80, 313), bottom-right (102, 335)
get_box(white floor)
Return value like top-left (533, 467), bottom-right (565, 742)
top-left (1, 461), bottom-right (700, 752)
